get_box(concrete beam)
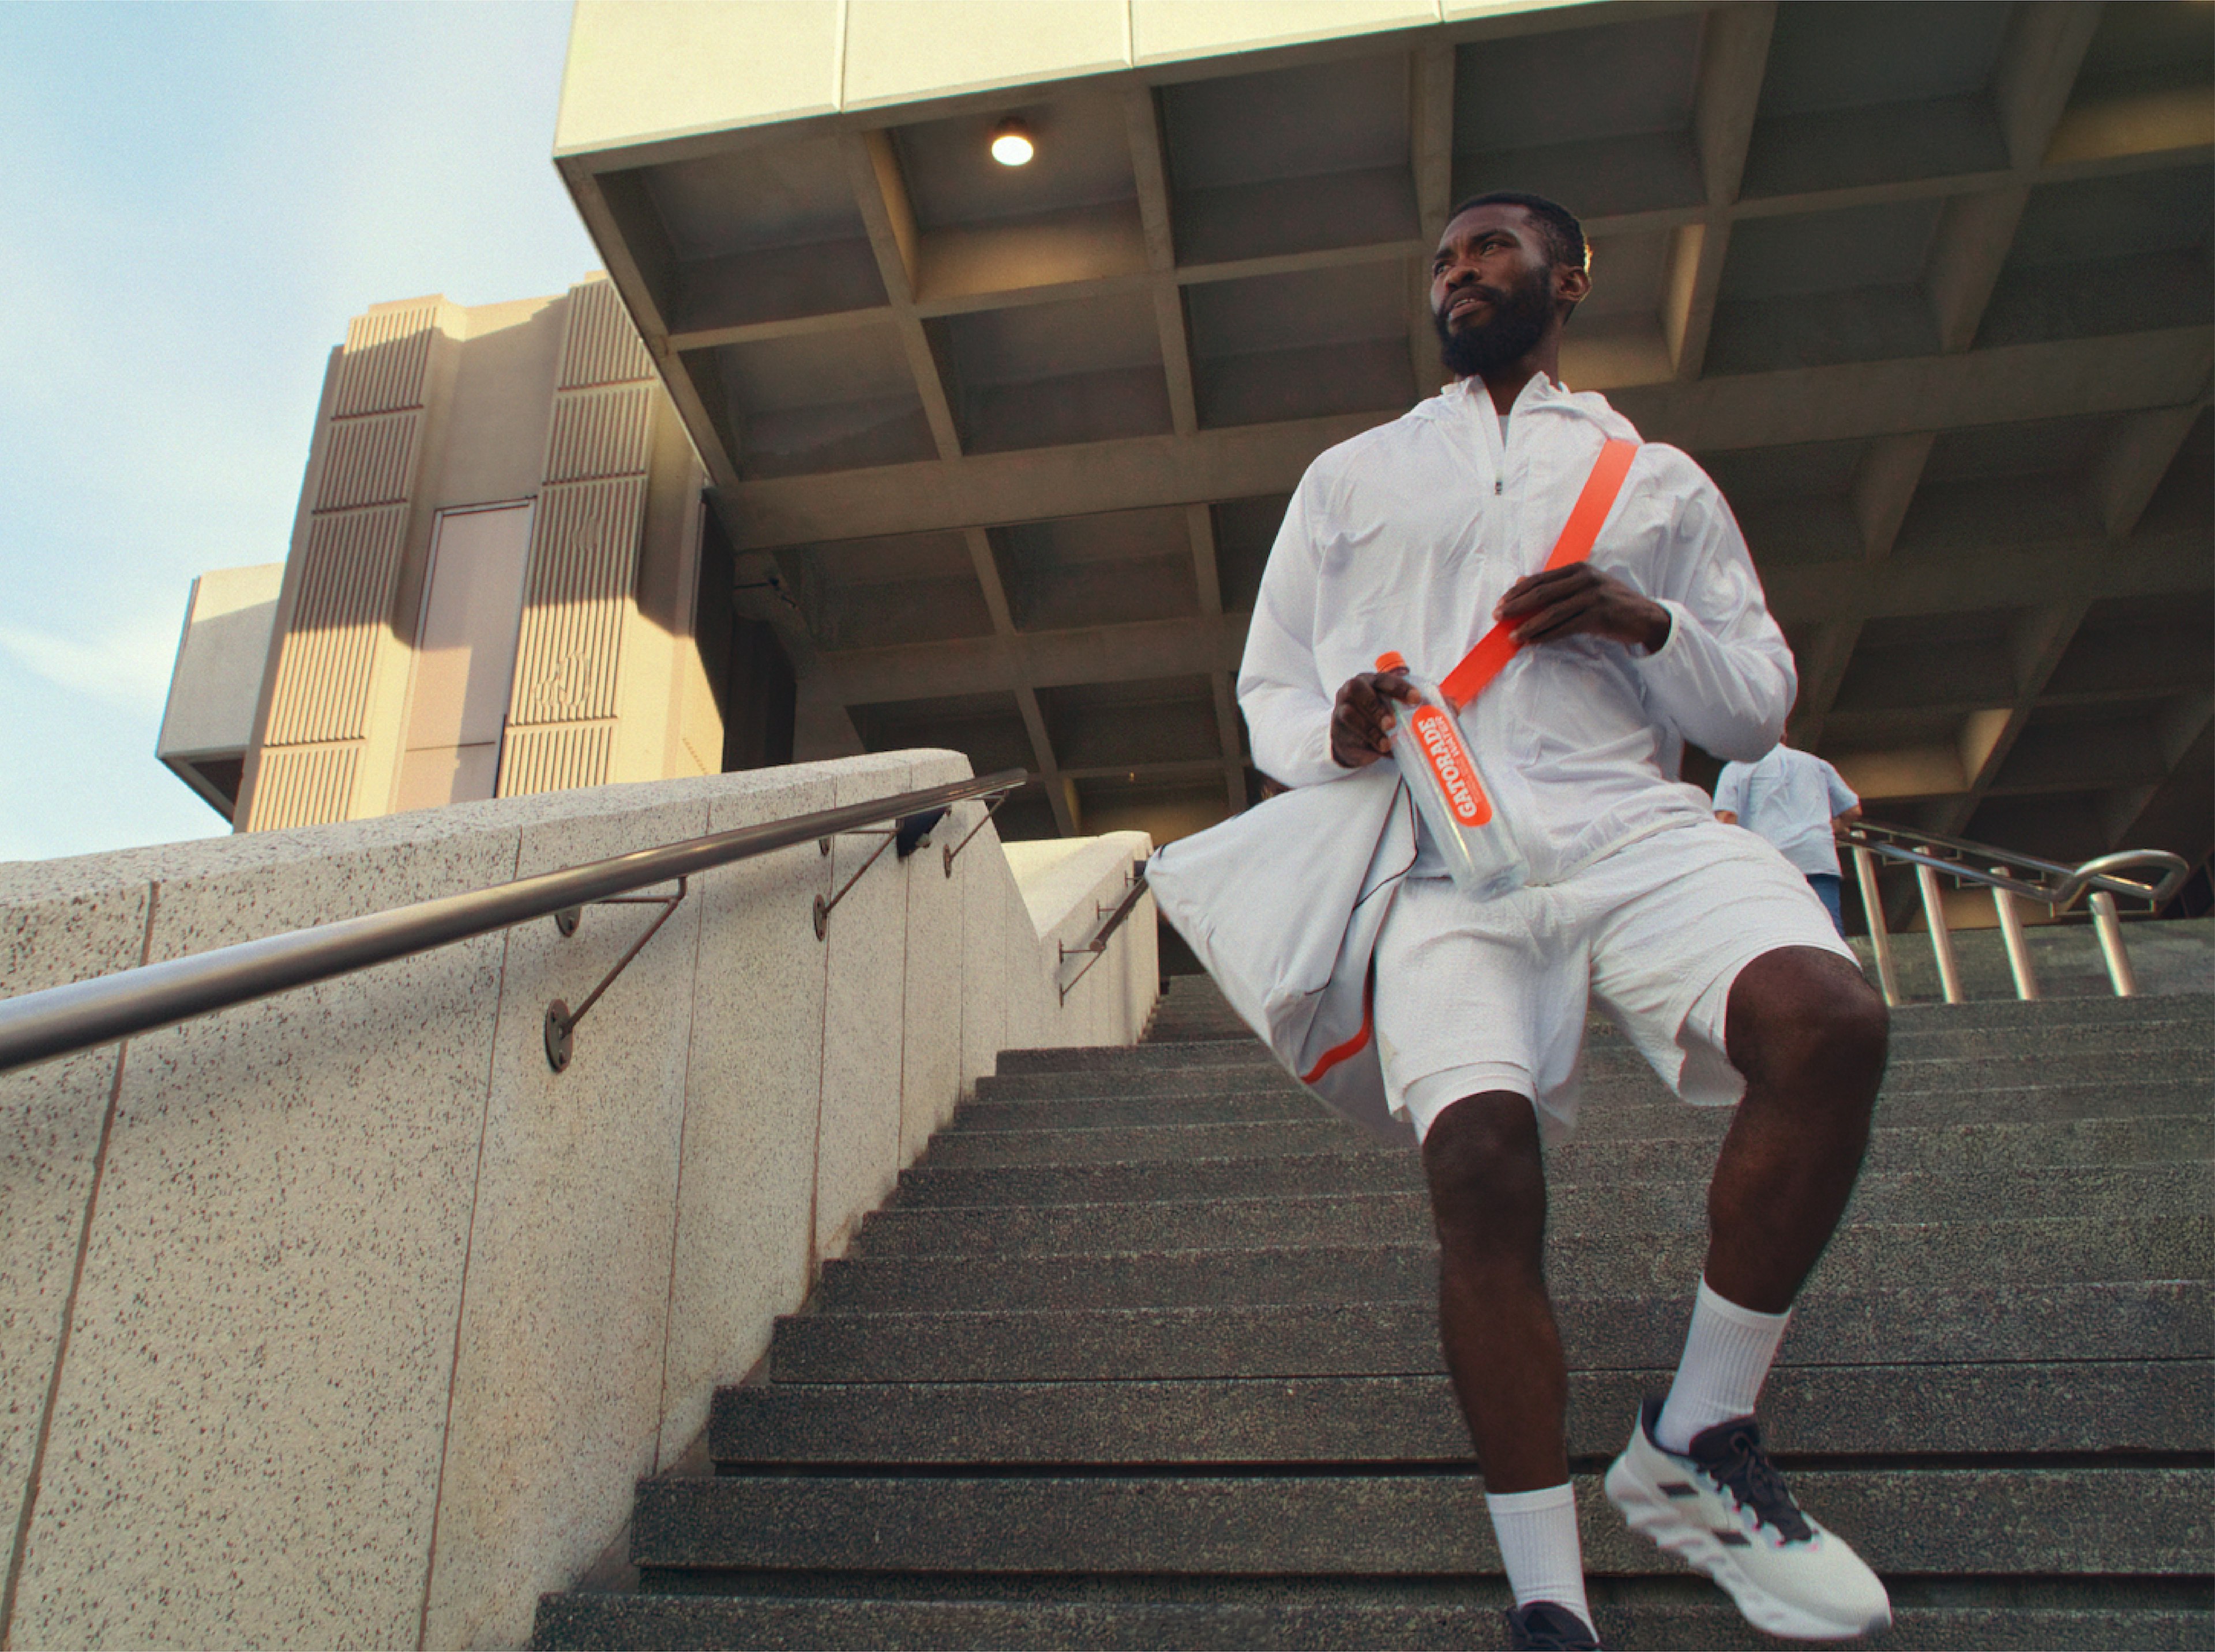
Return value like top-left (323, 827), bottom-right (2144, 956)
top-left (1924, 187), bottom-right (2028, 354)
top-left (722, 334), bottom-right (2211, 550)
top-left (1615, 329), bottom-right (2214, 453)
top-left (1663, 219), bottom-right (1726, 382)
top-left (1993, 1), bottom-right (2104, 171)
top-left (2157, 689), bottom-right (2214, 774)
top-left (1765, 531), bottom-right (2208, 626)
top-left (722, 413), bottom-right (1383, 549)
top-left (1125, 87), bottom-right (1200, 438)
top-left (1789, 618), bottom-right (1861, 750)
top-left (1850, 433), bottom-right (1935, 562)
top-left (1408, 41), bottom-right (1456, 392)
top-left (1830, 744), bottom-right (1964, 803)
top-left (2097, 401), bottom-right (2209, 539)
top-left (1694, 1), bottom-right (1774, 207)
top-left (842, 130), bottom-right (964, 460)
top-left (963, 527), bottom-right (1017, 636)
top-left (1665, 0), bottom-right (1770, 380)
top-left (1932, 599), bottom-right (2088, 836)
top-left (814, 614), bottom-right (1249, 705)
top-left (1015, 686), bottom-right (1075, 835)
top-left (1185, 503), bottom-right (1223, 618)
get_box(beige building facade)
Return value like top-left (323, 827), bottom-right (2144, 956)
top-left (220, 277), bottom-right (735, 832)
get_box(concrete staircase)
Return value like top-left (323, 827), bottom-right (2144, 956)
top-left (535, 976), bottom-right (2212, 1650)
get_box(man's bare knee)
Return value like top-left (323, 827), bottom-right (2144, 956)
top-left (1422, 1091), bottom-right (1546, 1241)
top-left (1725, 947), bottom-right (1888, 1097)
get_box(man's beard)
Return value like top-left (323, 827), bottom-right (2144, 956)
top-left (1433, 272), bottom-right (1553, 377)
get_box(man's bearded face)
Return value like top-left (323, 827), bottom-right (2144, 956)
top-left (1433, 260), bottom-right (1555, 378)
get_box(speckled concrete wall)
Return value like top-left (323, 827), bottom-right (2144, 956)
top-left (0, 754), bottom-right (1153, 1650)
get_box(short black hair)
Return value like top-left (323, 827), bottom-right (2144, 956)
top-left (1445, 191), bottom-right (1587, 272)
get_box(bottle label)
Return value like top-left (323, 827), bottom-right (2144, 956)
top-left (1409, 704), bottom-right (1491, 827)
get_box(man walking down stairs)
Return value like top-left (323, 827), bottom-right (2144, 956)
top-left (536, 975), bottom-right (2212, 1650)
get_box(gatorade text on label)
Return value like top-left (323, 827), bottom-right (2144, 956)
top-left (1376, 651), bottom-right (1526, 900)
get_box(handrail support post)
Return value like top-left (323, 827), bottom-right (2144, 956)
top-left (1057, 863), bottom-right (1149, 1004)
top-left (1989, 874), bottom-right (2040, 1001)
top-left (545, 878), bottom-right (688, 1072)
top-left (942, 788), bottom-right (1015, 878)
top-left (814, 833), bottom-right (898, 941)
top-left (2089, 890), bottom-right (2138, 997)
top-left (1852, 845), bottom-right (1900, 1008)
top-left (1914, 859), bottom-right (1965, 1005)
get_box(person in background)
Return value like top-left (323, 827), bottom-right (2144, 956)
top-left (1714, 743), bottom-right (1863, 936)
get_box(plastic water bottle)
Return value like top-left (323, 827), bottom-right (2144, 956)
top-left (1376, 651), bottom-right (1526, 900)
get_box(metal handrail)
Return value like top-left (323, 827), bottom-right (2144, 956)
top-left (1056, 862), bottom-right (1151, 1003)
top-left (1841, 823), bottom-right (2190, 1006)
top-left (0, 768), bottom-right (1028, 1077)
top-left (1843, 820), bottom-right (2190, 910)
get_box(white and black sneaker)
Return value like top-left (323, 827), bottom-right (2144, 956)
top-left (1604, 1396), bottom-right (1890, 1640)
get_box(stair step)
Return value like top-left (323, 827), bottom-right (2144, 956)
top-left (927, 1117), bottom-right (1373, 1166)
top-left (930, 1086), bottom-right (2210, 1164)
top-left (815, 1215), bottom-right (2210, 1312)
top-left (769, 1282), bottom-right (2211, 1384)
top-left (861, 1165), bottom-right (2208, 1259)
top-left (1019, 1008), bottom-right (2209, 1078)
top-left (902, 1115), bottom-right (2210, 1207)
top-left (711, 1361), bottom-right (2209, 1466)
top-left (930, 1107), bottom-right (2197, 1187)
top-left (538, 1591), bottom-right (2215, 1652)
top-left (900, 1121), bottom-right (2210, 1212)
top-left (956, 1090), bottom-right (1324, 1131)
top-left (896, 1149), bottom-right (1419, 1209)
top-left (987, 1020), bottom-right (2205, 1107)
top-left (1870, 991), bottom-right (2215, 1031)
top-left (970, 1047), bottom-right (2204, 1105)
top-left (1583, 1079), bottom-right (2210, 1136)
top-left (998, 1042), bottom-right (1283, 1076)
top-left (626, 1467), bottom-right (2209, 1576)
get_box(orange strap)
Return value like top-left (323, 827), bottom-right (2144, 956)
top-left (1437, 438), bottom-right (1638, 711)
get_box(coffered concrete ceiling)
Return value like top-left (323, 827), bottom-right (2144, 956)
top-left (560, 0), bottom-right (2213, 881)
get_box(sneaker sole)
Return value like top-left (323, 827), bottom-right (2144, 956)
top-left (1603, 1453), bottom-right (1893, 1642)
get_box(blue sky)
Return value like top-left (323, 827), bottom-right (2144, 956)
top-left (0, 1), bottom-right (597, 863)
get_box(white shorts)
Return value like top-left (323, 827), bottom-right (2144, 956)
top-left (1372, 820), bottom-right (1857, 1144)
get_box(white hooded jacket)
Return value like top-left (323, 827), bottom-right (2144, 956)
top-left (1238, 373), bottom-right (1794, 884)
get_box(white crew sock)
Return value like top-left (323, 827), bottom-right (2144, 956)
top-left (1485, 1483), bottom-right (1591, 1630)
top-left (1655, 1278), bottom-right (1792, 1454)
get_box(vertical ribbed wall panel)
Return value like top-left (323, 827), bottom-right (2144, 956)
top-left (500, 277), bottom-right (659, 799)
top-left (556, 279), bottom-right (654, 391)
top-left (497, 721), bottom-right (615, 795)
top-left (333, 305), bottom-right (437, 417)
top-left (250, 743), bottom-right (361, 831)
top-left (315, 411), bottom-right (421, 510)
top-left (262, 505), bottom-right (408, 746)
top-left (249, 301), bottom-right (438, 829)
top-left (508, 476), bottom-right (647, 725)
top-left (545, 385), bottom-right (655, 483)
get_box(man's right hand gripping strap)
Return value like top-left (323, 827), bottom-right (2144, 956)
top-left (1437, 437), bottom-right (1639, 711)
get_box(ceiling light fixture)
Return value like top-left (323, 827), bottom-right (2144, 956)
top-left (990, 117), bottom-right (1034, 167)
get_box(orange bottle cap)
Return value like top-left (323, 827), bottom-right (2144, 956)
top-left (1375, 650), bottom-right (1407, 673)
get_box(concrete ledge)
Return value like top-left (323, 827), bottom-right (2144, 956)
top-left (0, 754), bottom-right (1152, 1649)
